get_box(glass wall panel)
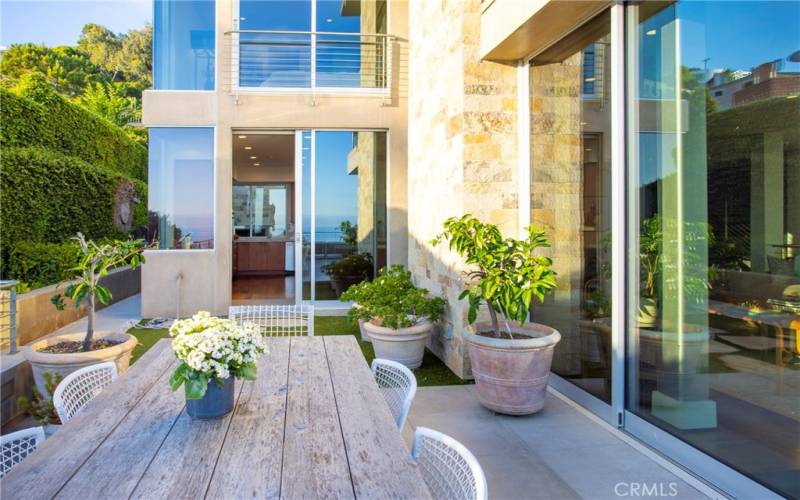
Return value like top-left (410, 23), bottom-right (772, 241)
top-left (529, 10), bottom-right (613, 403)
top-left (302, 131), bottom-right (312, 300)
top-left (148, 128), bottom-right (215, 249)
top-left (626, 2), bottom-right (800, 496)
top-left (153, 0), bottom-right (215, 90)
top-left (313, 131), bottom-right (387, 300)
top-left (316, 0), bottom-right (387, 88)
top-left (239, 0), bottom-right (311, 87)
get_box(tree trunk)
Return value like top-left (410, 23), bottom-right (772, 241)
top-left (487, 300), bottom-right (500, 335)
top-left (83, 292), bottom-right (95, 352)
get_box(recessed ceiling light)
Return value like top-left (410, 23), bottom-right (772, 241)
top-left (238, 135), bottom-right (247, 139)
top-left (326, 18), bottom-right (333, 23)
top-left (253, 163), bottom-right (261, 166)
top-left (249, 156), bottom-right (257, 160)
top-left (646, 29), bottom-right (657, 36)
top-left (584, 77), bottom-right (596, 82)
top-left (244, 146), bottom-right (252, 150)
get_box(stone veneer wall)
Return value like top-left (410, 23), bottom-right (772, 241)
top-left (407, 0), bottom-right (518, 378)
top-left (529, 53), bottom-right (584, 375)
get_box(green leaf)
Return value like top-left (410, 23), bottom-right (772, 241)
top-left (184, 374), bottom-right (209, 400)
top-left (238, 363), bottom-right (257, 380)
top-left (169, 363), bottom-right (187, 391)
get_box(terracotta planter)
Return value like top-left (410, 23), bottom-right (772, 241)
top-left (464, 321), bottom-right (561, 415)
top-left (362, 318), bottom-right (433, 369)
top-left (22, 331), bottom-right (138, 395)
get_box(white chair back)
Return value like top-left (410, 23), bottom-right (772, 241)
top-left (371, 358), bottom-right (416, 430)
top-left (53, 362), bottom-right (118, 423)
top-left (411, 427), bottom-right (488, 500)
top-left (229, 305), bottom-right (314, 336)
top-left (1, 427), bottom-right (45, 477)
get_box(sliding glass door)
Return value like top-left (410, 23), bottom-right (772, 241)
top-left (625, 2), bottom-right (800, 497)
top-left (297, 130), bottom-right (388, 306)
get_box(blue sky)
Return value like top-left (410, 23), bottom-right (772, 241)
top-left (0, 0), bottom-right (151, 47)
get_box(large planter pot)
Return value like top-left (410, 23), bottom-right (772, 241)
top-left (637, 297), bottom-right (659, 327)
top-left (22, 331), bottom-right (138, 395)
top-left (362, 318), bottom-right (433, 369)
top-left (464, 321), bottom-right (561, 415)
top-left (186, 377), bottom-right (235, 420)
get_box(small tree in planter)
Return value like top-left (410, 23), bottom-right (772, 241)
top-left (24, 233), bottom-right (146, 396)
top-left (341, 265), bottom-right (445, 369)
top-left (431, 214), bottom-right (559, 415)
top-left (51, 233), bottom-right (146, 351)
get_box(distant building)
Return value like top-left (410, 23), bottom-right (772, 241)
top-left (709, 60), bottom-right (800, 110)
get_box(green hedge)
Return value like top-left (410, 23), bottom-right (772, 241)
top-left (0, 147), bottom-right (147, 274)
top-left (7, 241), bottom-right (81, 289)
top-left (0, 73), bottom-right (147, 181)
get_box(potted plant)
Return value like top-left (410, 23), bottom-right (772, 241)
top-left (341, 265), bottom-right (445, 369)
top-left (168, 311), bottom-right (267, 419)
top-left (23, 233), bottom-right (145, 395)
top-left (322, 252), bottom-right (374, 296)
top-left (16, 371), bottom-right (62, 437)
top-left (638, 215), bottom-right (662, 327)
top-left (432, 214), bottom-right (559, 415)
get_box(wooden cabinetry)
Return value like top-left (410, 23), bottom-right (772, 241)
top-left (234, 241), bottom-right (286, 275)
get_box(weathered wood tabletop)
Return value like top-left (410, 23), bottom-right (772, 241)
top-left (2, 336), bottom-right (432, 500)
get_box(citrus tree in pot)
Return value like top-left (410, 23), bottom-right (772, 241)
top-left (341, 265), bottom-right (445, 369)
top-left (432, 215), bottom-right (559, 415)
top-left (22, 233), bottom-right (145, 395)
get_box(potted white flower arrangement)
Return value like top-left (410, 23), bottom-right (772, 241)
top-left (168, 311), bottom-right (267, 419)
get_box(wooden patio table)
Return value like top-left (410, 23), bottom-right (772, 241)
top-left (2, 336), bottom-right (432, 500)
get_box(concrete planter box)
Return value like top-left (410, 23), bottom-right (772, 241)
top-left (362, 318), bottom-right (433, 369)
top-left (22, 331), bottom-right (137, 395)
top-left (464, 321), bottom-right (560, 415)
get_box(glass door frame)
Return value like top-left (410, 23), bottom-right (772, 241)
top-left (518, 3), bottom-right (788, 498)
top-left (294, 128), bottom-right (390, 311)
top-left (519, 3), bottom-right (626, 427)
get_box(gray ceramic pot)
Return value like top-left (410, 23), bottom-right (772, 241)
top-left (464, 321), bottom-right (560, 415)
top-left (187, 377), bottom-right (235, 419)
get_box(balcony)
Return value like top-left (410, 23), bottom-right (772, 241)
top-left (224, 30), bottom-right (406, 96)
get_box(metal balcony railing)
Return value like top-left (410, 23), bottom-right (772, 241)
top-left (224, 30), bottom-right (406, 95)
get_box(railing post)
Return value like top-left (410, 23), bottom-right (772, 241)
top-left (385, 36), bottom-right (393, 92)
top-left (1, 280), bottom-right (19, 354)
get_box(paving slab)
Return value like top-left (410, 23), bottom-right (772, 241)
top-left (405, 385), bottom-right (710, 500)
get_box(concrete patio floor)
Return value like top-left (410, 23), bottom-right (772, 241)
top-left (403, 385), bottom-right (716, 500)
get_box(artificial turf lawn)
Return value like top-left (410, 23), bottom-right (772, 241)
top-left (128, 315), bottom-right (471, 387)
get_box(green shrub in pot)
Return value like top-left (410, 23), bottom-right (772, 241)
top-left (322, 252), bottom-right (374, 296)
top-left (341, 265), bottom-right (445, 368)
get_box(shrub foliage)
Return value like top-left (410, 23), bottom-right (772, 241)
top-left (0, 74), bottom-right (147, 181)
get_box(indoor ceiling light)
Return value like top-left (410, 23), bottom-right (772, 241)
top-left (646, 29), bottom-right (657, 36)
top-left (584, 77), bottom-right (595, 82)
top-left (244, 146), bottom-right (252, 150)
top-left (238, 135), bottom-right (247, 139)
top-left (249, 156), bottom-right (257, 160)
top-left (253, 163), bottom-right (261, 166)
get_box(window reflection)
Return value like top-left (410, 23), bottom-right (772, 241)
top-left (153, 0), bottom-right (215, 90)
top-left (530, 10), bottom-right (613, 403)
top-left (148, 128), bottom-right (215, 249)
top-left (627, 2), bottom-right (800, 496)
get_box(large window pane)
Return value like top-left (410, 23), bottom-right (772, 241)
top-left (529, 10), bottom-right (613, 403)
top-left (626, 2), bottom-right (800, 496)
top-left (153, 0), bottom-right (215, 90)
top-left (239, 0), bottom-right (311, 87)
top-left (148, 128), bottom-right (215, 249)
top-left (312, 131), bottom-right (387, 300)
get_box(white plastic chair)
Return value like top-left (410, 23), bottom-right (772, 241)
top-left (229, 305), bottom-right (315, 336)
top-left (411, 427), bottom-right (488, 500)
top-left (1, 426), bottom-right (45, 477)
top-left (371, 358), bottom-right (417, 430)
top-left (53, 362), bottom-right (118, 423)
